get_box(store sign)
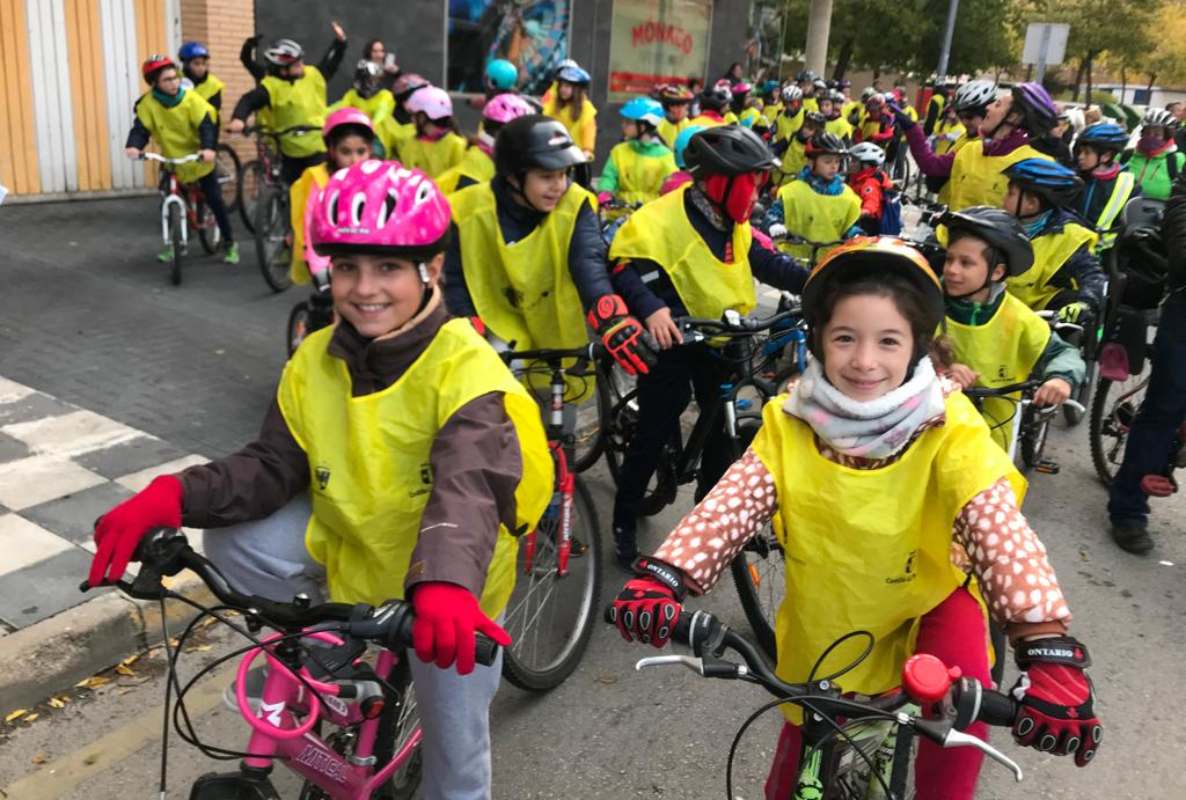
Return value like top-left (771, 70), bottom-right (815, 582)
top-left (608, 0), bottom-right (713, 102)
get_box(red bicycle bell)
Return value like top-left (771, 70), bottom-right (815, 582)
top-left (903, 653), bottom-right (961, 704)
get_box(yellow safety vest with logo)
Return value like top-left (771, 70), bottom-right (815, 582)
top-left (191, 73), bottom-right (226, 124)
top-left (261, 66), bottom-right (328, 158)
top-left (750, 391), bottom-right (1025, 724)
top-left (450, 181), bottom-right (596, 397)
top-left (775, 108), bottom-right (805, 144)
top-left (932, 118), bottom-right (966, 156)
top-left (1089, 171), bottom-right (1137, 252)
top-left (657, 117), bottom-right (691, 149)
top-left (945, 292), bottom-right (1052, 451)
top-left (825, 115), bottom-right (854, 141)
top-left (946, 140), bottom-right (1049, 211)
top-left (288, 162), bottom-right (330, 285)
top-left (134, 90), bottom-right (217, 184)
top-left (436, 146), bottom-right (494, 196)
top-left (605, 141), bottom-right (678, 206)
top-left (776, 179), bottom-right (861, 261)
top-left (610, 183), bottom-right (755, 322)
top-left (277, 320), bottom-right (552, 616)
top-left (398, 132), bottom-right (468, 180)
top-left (1006, 222), bottom-right (1099, 311)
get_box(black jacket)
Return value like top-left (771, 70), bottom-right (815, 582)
top-left (1162, 169), bottom-right (1186, 290)
top-left (233, 37), bottom-right (348, 121)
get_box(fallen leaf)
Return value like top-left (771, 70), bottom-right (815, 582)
top-left (31, 752), bottom-right (46, 765)
top-left (48, 697), bottom-right (67, 709)
top-left (82, 753), bottom-right (99, 766)
top-left (185, 644), bottom-right (213, 653)
top-left (119, 654), bottom-right (140, 667)
top-left (75, 676), bottom-right (110, 690)
top-left (594, 673), bottom-right (618, 686)
top-left (5, 709), bottom-right (27, 723)
top-left (23, 714), bottom-right (38, 722)
top-left (115, 665), bottom-right (136, 677)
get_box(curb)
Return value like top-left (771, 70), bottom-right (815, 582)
top-left (0, 572), bottom-right (215, 714)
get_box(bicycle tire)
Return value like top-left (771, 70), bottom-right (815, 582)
top-left (214, 144), bottom-right (241, 213)
top-left (168, 203), bottom-right (183, 286)
top-left (372, 657), bottom-right (423, 800)
top-left (602, 386), bottom-right (677, 515)
top-left (238, 159), bottom-right (265, 233)
top-left (1089, 375), bottom-right (1149, 486)
top-left (1019, 406), bottom-right (1049, 471)
top-left (501, 476), bottom-right (601, 692)
top-left (254, 188), bottom-right (293, 292)
top-left (196, 200), bottom-right (221, 254)
top-left (287, 301), bottom-right (312, 357)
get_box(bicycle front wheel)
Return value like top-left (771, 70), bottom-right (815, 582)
top-left (1089, 373), bottom-right (1150, 486)
top-left (372, 657), bottom-right (423, 800)
top-left (254, 188), bottom-right (293, 292)
top-left (196, 200), bottom-right (222, 254)
top-left (501, 477), bottom-right (601, 691)
top-left (167, 203), bottom-right (183, 286)
top-left (238, 159), bottom-right (265, 233)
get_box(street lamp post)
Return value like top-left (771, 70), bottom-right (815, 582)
top-left (936, 0), bottom-right (960, 80)
top-left (802, 0), bottom-right (834, 76)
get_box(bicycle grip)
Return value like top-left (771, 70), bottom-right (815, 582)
top-left (977, 688), bottom-right (1019, 728)
top-left (475, 633), bottom-right (500, 667)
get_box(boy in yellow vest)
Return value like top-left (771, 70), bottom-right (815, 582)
top-left (607, 126), bottom-right (809, 567)
top-left (126, 56), bottom-right (237, 264)
top-left (596, 97), bottom-right (678, 207)
top-left (178, 42), bottom-right (225, 124)
top-left (229, 23), bottom-right (349, 184)
top-left (87, 160), bottom-right (552, 800)
top-left (766, 132), bottom-right (862, 262)
top-left (1000, 159), bottom-right (1106, 330)
top-left (939, 207), bottom-right (1085, 451)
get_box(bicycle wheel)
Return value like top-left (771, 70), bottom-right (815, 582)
top-left (372, 657), bottom-right (423, 800)
top-left (167, 203), bottom-right (183, 286)
top-left (571, 361), bottom-right (632, 473)
top-left (602, 387), bottom-right (679, 516)
top-left (287, 301), bottom-right (312, 357)
top-left (196, 200), bottom-right (222, 254)
top-left (501, 476), bottom-right (601, 691)
top-left (1089, 373), bottom-right (1150, 486)
top-left (1019, 406), bottom-right (1050, 471)
top-left (238, 159), bottom-right (265, 233)
top-left (214, 144), bottom-right (241, 213)
top-left (823, 716), bottom-right (916, 800)
top-left (254, 188), bottom-right (293, 292)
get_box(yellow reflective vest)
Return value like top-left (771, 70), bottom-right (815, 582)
top-left (609, 183), bottom-right (756, 320)
top-left (602, 141), bottom-right (678, 205)
top-left (825, 115), bottom-right (854, 141)
top-left (398, 132), bottom-right (468, 180)
top-left (261, 66), bottom-right (329, 158)
top-left (750, 391), bottom-right (1024, 724)
top-left (288, 162), bottom-right (330, 285)
top-left (932, 118), bottom-right (966, 156)
top-left (277, 320), bottom-right (552, 616)
top-left (945, 292), bottom-right (1053, 451)
top-left (542, 95), bottom-right (597, 154)
top-left (1006, 222), bottom-right (1099, 311)
top-left (657, 117), bottom-right (692, 149)
top-left (946, 140), bottom-right (1049, 211)
top-left (134, 90), bottom-right (217, 184)
top-left (436, 146), bottom-right (495, 196)
top-left (776, 179), bottom-right (861, 261)
top-left (191, 73), bottom-right (226, 124)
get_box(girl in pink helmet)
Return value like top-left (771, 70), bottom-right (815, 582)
top-left (437, 92), bottom-right (533, 194)
top-left (87, 159), bottom-right (552, 798)
top-left (399, 84), bottom-right (468, 178)
top-left (288, 107), bottom-right (376, 288)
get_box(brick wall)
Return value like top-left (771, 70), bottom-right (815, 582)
top-left (180, 0), bottom-right (256, 164)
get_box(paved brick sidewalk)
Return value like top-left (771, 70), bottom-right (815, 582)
top-left (0, 375), bottom-right (207, 635)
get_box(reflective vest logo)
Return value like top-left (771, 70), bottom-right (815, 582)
top-left (315, 465), bottom-right (331, 490)
top-left (886, 548), bottom-right (919, 585)
top-left (411, 462), bottom-right (434, 498)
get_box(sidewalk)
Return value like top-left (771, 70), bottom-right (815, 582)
top-left (0, 375), bottom-right (209, 711)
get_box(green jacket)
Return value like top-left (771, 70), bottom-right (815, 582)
top-left (1122, 148), bottom-right (1185, 202)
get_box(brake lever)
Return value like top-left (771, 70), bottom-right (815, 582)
top-left (913, 719), bottom-right (1023, 782)
top-left (635, 654), bottom-right (747, 679)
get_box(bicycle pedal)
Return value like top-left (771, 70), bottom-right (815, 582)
top-left (1034, 460), bottom-right (1061, 475)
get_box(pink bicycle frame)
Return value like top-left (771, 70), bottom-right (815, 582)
top-left (235, 630), bottom-right (420, 799)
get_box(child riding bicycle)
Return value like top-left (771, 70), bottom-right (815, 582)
top-left (328, 59), bottom-right (396, 156)
top-left (939, 206), bottom-right (1086, 451)
top-left (178, 41), bottom-right (225, 124)
top-left (766, 132), bottom-right (862, 261)
top-left (596, 97), bottom-right (678, 208)
top-left (611, 237), bottom-right (1102, 799)
top-left (607, 125), bottom-right (809, 568)
top-left (88, 159), bottom-right (552, 800)
top-left (1121, 108), bottom-right (1186, 202)
top-left (1074, 122), bottom-right (1140, 252)
top-left (126, 55), bottom-right (237, 264)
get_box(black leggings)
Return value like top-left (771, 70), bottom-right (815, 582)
top-left (195, 169), bottom-right (234, 243)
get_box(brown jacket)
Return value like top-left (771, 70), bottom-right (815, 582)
top-left (178, 289), bottom-right (526, 598)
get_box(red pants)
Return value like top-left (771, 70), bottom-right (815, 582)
top-left (764, 587), bottom-right (991, 800)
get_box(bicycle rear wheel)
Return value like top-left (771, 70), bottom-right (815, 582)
top-left (214, 144), bottom-right (241, 213)
top-left (501, 477), bottom-right (601, 691)
top-left (287, 301), bottom-right (312, 357)
top-left (1089, 373), bottom-right (1150, 486)
top-left (602, 387), bottom-right (679, 516)
top-left (254, 188), bottom-right (293, 292)
top-left (571, 360), bottom-right (633, 473)
top-left (238, 159), bottom-right (265, 233)
top-left (196, 200), bottom-right (222, 254)
top-left (167, 203), bottom-right (183, 286)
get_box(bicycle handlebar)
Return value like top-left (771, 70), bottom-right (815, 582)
top-left (675, 307), bottom-right (802, 339)
top-left (963, 379), bottom-right (1087, 416)
top-left (82, 528), bottom-right (499, 666)
top-left (139, 152), bottom-right (202, 165)
top-left (498, 341), bottom-right (607, 366)
top-left (241, 124), bottom-right (322, 139)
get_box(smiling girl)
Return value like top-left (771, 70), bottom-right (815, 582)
top-left (611, 237), bottom-right (1102, 798)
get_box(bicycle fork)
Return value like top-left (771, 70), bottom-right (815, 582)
top-left (524, 371), bottom-right (575, 577)
top-left (161, 189), bottom-right (188, 247)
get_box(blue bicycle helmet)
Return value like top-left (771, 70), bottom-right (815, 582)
top-left (1076, 122), bottom-right (1130, 153)
top-left (556, 64), bottom-right (591, 86)
top-left (178, 41), bottom-right (209, 61)
top-left (620, 97), bottom-right (664, 128)
top-left (485, 59), bottom-right (518, 91)
top-left (1002, 158), bottom-right (1084, 209)
top-left (672, 124), bottom-right (706, 169)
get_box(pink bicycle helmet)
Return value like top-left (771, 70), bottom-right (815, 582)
top-left (483, 93), bottom-right (532, 124)
top-left (406, 85), bottom-right (453, 120)
top-left (311, 160), bottom-right (452, 259)
top-left (322, 107), bottom-right (375, 140)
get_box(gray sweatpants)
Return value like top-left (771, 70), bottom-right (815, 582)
top-left (202, 496), bottom-right (502, 800)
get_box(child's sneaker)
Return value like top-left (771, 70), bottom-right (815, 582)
top-left (157, 245), bottom-right (174, 263)
top-left (223, 241), bottom-right (240, 265)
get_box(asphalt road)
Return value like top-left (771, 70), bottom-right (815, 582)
top-left (1, 197), bottom-right (1185, 798)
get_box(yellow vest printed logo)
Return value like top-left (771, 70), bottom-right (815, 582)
top-left (278, 320), bottom-right (552, 616)
top-left (750, 391), bottom-right (1024, 724)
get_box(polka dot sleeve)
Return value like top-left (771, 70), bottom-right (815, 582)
top-left (653, 449), bottom-right (777, 595)
top-left (953, 478), bottom-right (1072, 627)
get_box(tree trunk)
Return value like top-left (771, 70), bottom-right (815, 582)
top-left (1147, 72), bottom-right (1158, 92)
top-left (1121, 66), bottom-right (1128, 104)
top-left (1085, 51), bottom-right (1095, 108)
top-left (833, 37), bottom-right (854, 81)
top-left (1071, 57), bottom-right (1086, 102)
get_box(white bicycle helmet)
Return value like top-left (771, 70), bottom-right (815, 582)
top-left (264, 38), bottom-right (303, 67)
top-left (1142, 107), bottom-right (1179, 131)
top-left (781, 84), bottom-right (804, 104)
top-left (849, 141), bottom-right (886, 168)
top-left (406, 85), bottom-right (453, 121)
top-left (953, 80), bottom-right (996, 114)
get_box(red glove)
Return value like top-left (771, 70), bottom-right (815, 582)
top-left (587, 294), bottom-right (657, 376)
top-left (411, 582), bottom-right (511, 675)
top-left (88, 475), bottom-right (183, 587)
top-left (608, 558), bottom-right (686, 648)
top-left (1010, 636), bottom-right (1102, 766)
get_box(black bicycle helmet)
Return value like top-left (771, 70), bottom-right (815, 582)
top-left (1075, 122), bottom-right (1130, 154)
top-left (699, 84), bottom-right (732, 112)
top-left (803, 110), bottom-right (827, 126)
top-left (796, 69), bottom-right (819, 83)
top-left (683, 125), bottom-right (778, 177)
top-left (1003, 158), bottom-right (1084, 209)
top-left (939, 206), bottom-right (1034, 276)
top-left (494, 115), bottom-right (587, 177)
top-left (804, 132), bottom-right (848, 158)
